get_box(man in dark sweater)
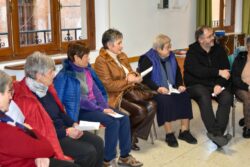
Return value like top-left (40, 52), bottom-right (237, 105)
top-left (184, 26), bottom-right (233, 147)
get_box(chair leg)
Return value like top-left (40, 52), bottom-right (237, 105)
top-left (229, 96), bottom-right (237, 137)
top-left (149, 130), bottom-right (154, 144)
top-left (152, 120), bottom-right (157, 139)
top-left (149, 119), bottom-right (158, 144)
top-left (232, 101), bottom-right (236, 137)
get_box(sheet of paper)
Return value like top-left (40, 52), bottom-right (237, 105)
top-left (107, 112), bottom-right (124, 118)
top-left (6, 100), bottom-right (25, 124)
top-left (140, 67), bottom-right (153, 78)
top-left (212, 87), bottom-right (225, 97)
top-left (169, 88), bottom-right (180, 94)
top-left (167, 84), bottom-right (180, 95)
top-left (75, 121), bottom-right (100, 131)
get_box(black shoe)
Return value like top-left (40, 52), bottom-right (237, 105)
top-left (134, 137), bottom-right (139, 143)
top-left (243, 128), bottom-right (250, 138)
top-left (131, 143), bottom-right (140, 151)
top-left (224, 133), bottom-right (232, 142)
top-left (178, 130), bottom-right (198, 144)
top-left (243, 126), bottom-right (247, 131)
top-left (239, 118), bottom-right (245, 127)
top-left (207, 133), bottom-right (228, 147)
top-left (165, 133), bottom-right (178, 147)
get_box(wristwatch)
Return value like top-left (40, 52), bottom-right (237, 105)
top-left (248, 85), bottom-right (250, 91)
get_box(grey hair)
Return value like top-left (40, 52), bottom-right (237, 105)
top-left (102, 28), bottom-right (123, 49)
top-left (24, 51), bottom-right (56, 79)
top-left (0, 70), bottom-right (12, 93)
top-left (152, 34), bottom-right (171, 50)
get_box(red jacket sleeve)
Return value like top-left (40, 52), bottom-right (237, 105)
top-left (0, 123), bottom-right (55, 159)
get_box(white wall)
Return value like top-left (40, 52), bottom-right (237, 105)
top-left (109, 0), bottom-right (196, 56)
top-left (235, 0), bottom-right (242, 33)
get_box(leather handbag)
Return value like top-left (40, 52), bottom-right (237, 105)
top-left (123, 83), bottom-right (155, 102)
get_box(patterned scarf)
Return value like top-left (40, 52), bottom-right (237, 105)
top-left (25, 77), bottom-right (48, 98)
top-left (68, 60), bottom-right (89, 95)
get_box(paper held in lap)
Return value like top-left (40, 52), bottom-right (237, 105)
top-left (140, 67), bottom-right (153, 78)
top-left (168, 84), bottom-right (180, 95)
top-left (107, 112), bottom-right (124, 118)
top-left (75, 121), bottom-right (100, 131)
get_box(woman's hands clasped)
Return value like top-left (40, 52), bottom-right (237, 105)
top-left (66, 126), bottom-right (83, 139)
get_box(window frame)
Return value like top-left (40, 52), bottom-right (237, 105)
top-left (0, 0), bottom-right (95, 61)
top-left (213, 0), bottom-right (235, 32)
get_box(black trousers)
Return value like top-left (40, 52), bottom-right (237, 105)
top-left (59, 131), bottom-right (104, 167)
top-left (235, 90), bottom-right (250, 128)
top-left (187, 84), bottom-right (233, 135)
top-left (50, 158), bottom-right (80, 167)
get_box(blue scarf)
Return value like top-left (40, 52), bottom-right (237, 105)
top-left (144, 48), bottom-right (177, 87)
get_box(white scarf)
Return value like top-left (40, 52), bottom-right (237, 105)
top-left (107, 50), bottom-right (129, 75)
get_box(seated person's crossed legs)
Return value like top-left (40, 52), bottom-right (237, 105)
top-left (187, 84), bottom-right (233, 147)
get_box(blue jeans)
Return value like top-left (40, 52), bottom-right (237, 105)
top-left (79, 109), bottom-right (131, 161)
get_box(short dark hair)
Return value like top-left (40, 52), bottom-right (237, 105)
top-left (195, 25), bottom-right (212, 41)
top-left (102, 28), bottom-right (123, 49)
top-left (67, 42), bottom-right (90, 62)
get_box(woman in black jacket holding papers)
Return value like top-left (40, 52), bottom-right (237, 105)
top-left (138, 34), bottom-right (197, 148)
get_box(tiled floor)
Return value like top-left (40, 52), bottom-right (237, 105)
top-left (127, 101), bottom-right (250, 167)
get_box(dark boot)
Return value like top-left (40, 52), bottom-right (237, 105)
top-left (131, 136), bottom-right (140, 151)
top-left (239, 118), bottom-right (245, 127)
top-left (165, 133), bottom-right (178, 147)
top-left (207, 133), bottom-right (229, 147)
top-left (178, 130), bottom-right (198, 144)
top-left (243, 127), bottom-right (250, 138)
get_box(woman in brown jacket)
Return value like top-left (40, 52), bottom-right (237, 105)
top-left (95, 29), bottom-right (156, 151)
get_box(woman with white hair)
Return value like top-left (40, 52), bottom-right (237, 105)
top-left (232, 37), bottom-right (250, 138)
top-left (13, 52), bottom-right (104, 167)
top-left (138, 34), bottom-right (197, 148)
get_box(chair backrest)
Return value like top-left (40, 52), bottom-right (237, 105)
top-left (11, 76), bottom-right (16, 81)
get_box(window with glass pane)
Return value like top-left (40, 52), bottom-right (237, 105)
top-left (224, 0), bottom-right (232, 26)
top-left (60, 0), bottom-right (87, 42)
top-left (18, 0), bottom-right (52, 46)
top-left (0, 0), bottom-right (94, 60)
top-left (212, 0), bottom-right (220, 27)
top-left (0, 0), bottom-right (9, 48)
top-left (212, 0), bottom-right (235, 32)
